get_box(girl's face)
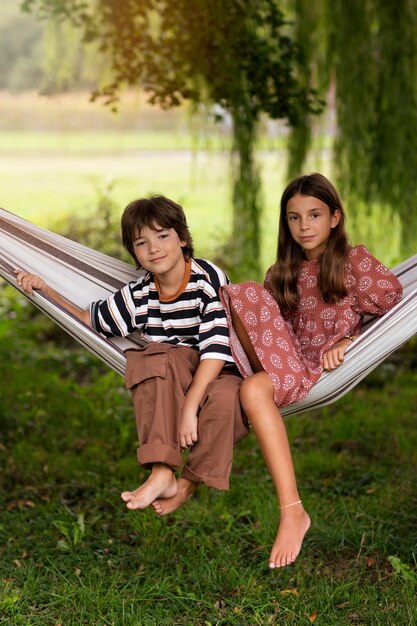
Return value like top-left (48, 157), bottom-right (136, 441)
top-left (286, 194), bottom-right (341, 260)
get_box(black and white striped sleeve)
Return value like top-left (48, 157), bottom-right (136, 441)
top-left (196, 260), bottom-right (233, 362)
top-left (90, 281), bottom-right (141, 338)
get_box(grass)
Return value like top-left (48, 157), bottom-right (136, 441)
top-left (1, 287), bottom-right (417, 625)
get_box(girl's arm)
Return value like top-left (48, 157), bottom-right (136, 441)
top-left (323, 246), bottom-right (403, 372)
top-left (322, 335), bottom-right (359, 371)
top-left (14, 269), bottom-right (90, 325)
top-left (179, 358), bottom-right (225, 448)
top-left (350, 245), bottom-right (403, 315)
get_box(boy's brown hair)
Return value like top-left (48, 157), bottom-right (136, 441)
top-left (121, 195), bottom-right (194, 267)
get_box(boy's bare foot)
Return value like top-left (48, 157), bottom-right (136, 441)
top-left (152, 477), bottom-right (198, 515)
top-left (269, 504), bottom-right (311, 568)
top-left (121, 463), bottom-right (178, 510)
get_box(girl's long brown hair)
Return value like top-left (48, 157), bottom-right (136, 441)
top-left (269, 173), bottom-right (350, 312)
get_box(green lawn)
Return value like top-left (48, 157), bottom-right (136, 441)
top-left (0, 288), bottom-right (416, 625)
top-left (0, 129), bottom-right (290, 274)
top-left (0, 127), bottom-right (407, 271)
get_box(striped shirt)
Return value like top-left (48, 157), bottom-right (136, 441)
top-left (90, 258), bottom-right (234, 362)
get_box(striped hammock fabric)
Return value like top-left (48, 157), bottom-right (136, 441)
top-left (1, 206), bottom-right (416, 416)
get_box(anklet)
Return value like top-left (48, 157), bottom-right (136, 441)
top-left (280, 499), bottom-right (302, 509)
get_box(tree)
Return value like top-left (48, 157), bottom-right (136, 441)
top-left (22, 0), bottom-right (321, 280)
top-left (0, 7), bottom-right (43, 91)
top-left (288, 0), bottom-right (417, 256)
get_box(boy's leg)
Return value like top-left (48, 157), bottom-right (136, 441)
top-left (122, 344), bottom-right (199, 509)
top-left (153, 369), bottom-right (249, 515)
top-left (182, 369), bottom-right (248, 489)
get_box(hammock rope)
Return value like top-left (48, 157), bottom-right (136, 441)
top-left (1, 206), bottom-right (416, 416)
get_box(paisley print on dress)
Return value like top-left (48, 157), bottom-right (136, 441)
top-left (220, 245), bottom-right (402, 407)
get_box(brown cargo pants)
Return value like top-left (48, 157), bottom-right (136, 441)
top-left (124, 343), bottom-right (249, 490)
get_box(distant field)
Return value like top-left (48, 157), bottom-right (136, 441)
top-left (0, 129), bottom-right (291, 272)
top-left (0, 130), bottom-right (197, 152)
top-left (0, 89), bottom-right (406, 269)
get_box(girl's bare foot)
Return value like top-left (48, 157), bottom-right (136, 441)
top-left (269, 504), bottom-right (311, 568)
top-left (121, 463), bottom-right (178, 510)
top-left (152, 477), bottom-right (198, 515)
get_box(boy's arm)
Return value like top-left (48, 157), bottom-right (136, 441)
top-left (14, 269), bottom-right (91, 325)
top-left (179, 358), bottom-right (225, 449)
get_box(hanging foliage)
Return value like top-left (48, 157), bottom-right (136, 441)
top-left (290, 0), bottom-right (417, 255)
top-left (286, 0), bottom-right (326, 180)
top-left (23, 0), bottom-right (322, 280)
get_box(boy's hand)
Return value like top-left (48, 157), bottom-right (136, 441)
top-left (323, 338), bottom-right (354, 371)
top-left (14, 268), bottom-right (90, 325)
top-left (14, 269), bottom-right (48, 295)
top-left (178, 359), bottom-right (225, 448)
top-left (179, 406), bottom-right (199, 449)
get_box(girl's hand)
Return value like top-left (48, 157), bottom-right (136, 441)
top-left (323, 338), bottom-right (354, 371)
top-left (14, 269), bottom-right (48, 295)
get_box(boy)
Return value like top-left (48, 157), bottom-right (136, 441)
top-left (15, 195), bottom-right (248, 513)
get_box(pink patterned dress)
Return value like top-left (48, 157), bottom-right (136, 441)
top-left (220, 245), bottom-right (403, 407)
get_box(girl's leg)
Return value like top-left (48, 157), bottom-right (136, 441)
top-left (240, 373), bottom-right (310, 568)
top-left (230, 306), bottom-right (263, 372)
top-left (230, 305), bottom-right (310, 567)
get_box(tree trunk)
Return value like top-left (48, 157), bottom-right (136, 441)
top-left (225, 104), bottom-right (261, 282)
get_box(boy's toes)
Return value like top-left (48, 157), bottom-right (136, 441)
top-left (152, 500), bottom-right (162, 512)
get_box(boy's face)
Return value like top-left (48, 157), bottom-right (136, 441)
top-left (133, 222), bottom-right (186, 276)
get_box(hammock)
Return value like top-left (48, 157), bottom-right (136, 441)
top-left (1, 206), bottom-right (416, 417)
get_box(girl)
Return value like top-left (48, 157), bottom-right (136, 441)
top-left (220, 173), bottom-right (403, 569)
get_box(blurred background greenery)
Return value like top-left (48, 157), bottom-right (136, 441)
top-left (1, 1), bottom-right (415, 279)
